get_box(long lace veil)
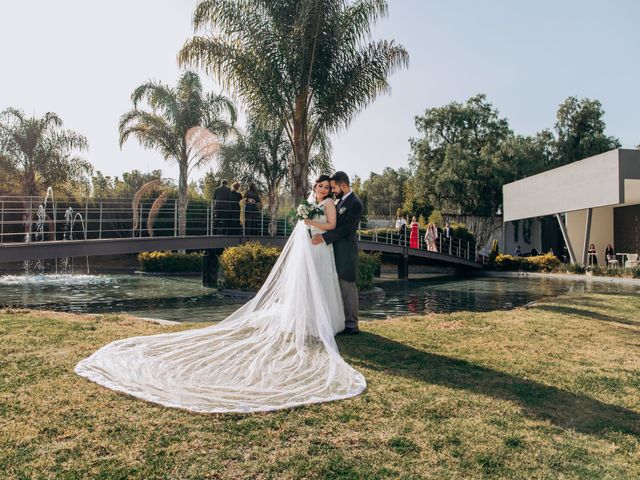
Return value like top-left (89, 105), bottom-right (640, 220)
top-left (75, 221), bottom-right (366, 413)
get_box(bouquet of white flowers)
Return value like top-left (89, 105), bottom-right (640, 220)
top-left (295, 200), bottom-right (324, 221)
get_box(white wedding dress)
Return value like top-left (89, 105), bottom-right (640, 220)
top-left (75, 198), bottom-right (366, 413)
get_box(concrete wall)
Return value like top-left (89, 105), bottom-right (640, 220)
top-left (502, 149), bottom-right (640, 222)
top-left (566, 206), bottom-right (614, 263)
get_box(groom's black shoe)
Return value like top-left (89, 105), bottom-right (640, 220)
top-left (337, 327), bottom-right (360, 336)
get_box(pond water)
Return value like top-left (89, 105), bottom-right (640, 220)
top-left (0, 273), bottom-right (637, 323)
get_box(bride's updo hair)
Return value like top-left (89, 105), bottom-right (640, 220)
top-left (313, 174), bottom-right (332, 201)
top-left (315, 174), bottom-right (331, 184)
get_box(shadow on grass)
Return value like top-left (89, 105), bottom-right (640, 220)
top-left (341, 332), bottom-right (640, 438)
top-left (531, 304), bottom-right (640, 327)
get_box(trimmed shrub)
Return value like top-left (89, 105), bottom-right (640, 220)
top-left (493, 253), bottom-right (560, 272)
top-left (219, 242), bottom-right (281, 291)
top-left (526, 253), bottom-right (561, 272)
top-left (358, 252), bottom-right (381, 291)
top-left (138, 251), bottom-right (203, 272)
top-left (219, 242), bottom-right (382, 292)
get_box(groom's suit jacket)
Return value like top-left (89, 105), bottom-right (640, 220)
top-left (322, 192), bottom-right (363, 283)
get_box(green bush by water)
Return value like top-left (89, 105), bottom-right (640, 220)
top-left (357, 252), bottom-right (381, 291)
top-left (138, 251), bottom-right (203, 272)
top-left (219, 242), bottom-right (281, 291)
top-left (493, 253), bottom-right (560, 272)
top-left (219, 243), bottom-right (381, 291)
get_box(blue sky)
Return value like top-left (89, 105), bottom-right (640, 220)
top-left (1, 0), bottom-right (638, 185)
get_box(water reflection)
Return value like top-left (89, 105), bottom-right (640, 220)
top-left (0, 273), bottom-right (636, 323)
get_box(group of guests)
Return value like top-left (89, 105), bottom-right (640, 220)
top-left (514, 242), bottom-right (618, 267)
top-left (212, 179), bottom-right (262, 235)
top-left (587, 243), bottom-right (618, 267)
top-left (395, 215), bottom-right (452, 252)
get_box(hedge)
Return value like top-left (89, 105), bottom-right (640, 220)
top-left (219, 242), bottom-right (281, 291)
top-left (493, 253), bottom-right (560, 272)
top-left (219, 242), bottom-right (382, 291)
top-left (357, 252), bottom-right (382, 291)
top-left (137, 251), bottom-right (203, 272)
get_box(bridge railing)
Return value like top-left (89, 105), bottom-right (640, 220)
top-left (357, 227), bottom-right (477, 262)
top-left (0, 195), bottom-right (479, 263)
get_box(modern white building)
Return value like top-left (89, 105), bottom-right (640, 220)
top-left (502, 148), bottom-right (640, 265)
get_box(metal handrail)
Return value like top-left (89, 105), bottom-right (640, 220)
top-left (0, 196), bottom-right (480, 263)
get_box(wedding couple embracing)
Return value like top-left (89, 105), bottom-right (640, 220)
top-left (75, 171), bottom-right (366, 413)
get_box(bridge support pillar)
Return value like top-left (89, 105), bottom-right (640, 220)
top-left (398, 253), bottom-right (409, 279)
top-left (202, 249), bottom-right (220, 287)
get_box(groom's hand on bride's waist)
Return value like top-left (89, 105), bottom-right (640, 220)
top-left (311, 234), bottom-right (325, 245)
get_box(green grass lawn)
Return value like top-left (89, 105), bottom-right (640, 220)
top-left (1, 292), bottom-right (640, 479)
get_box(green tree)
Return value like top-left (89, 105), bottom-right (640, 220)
top-left (401, 176), bottom-right (432, 219)
top-left (409, 94), bottom-right (512, 217)
top-left (361, 167), bottom-right (410, 217)
top-left (178, 0), bottom-right (409, 202)
top-left (553, 96), bottom-right (620, 167)
top-left (0, 108), bottom-right (91, 196)
top-left (119, 71), bottom-right (237, 236)
top-left (351, 174), bottom-right (368, 218)
top-left (91, 169), bottom-right (166, 198)
top-left (216, 119), bottom-right (292, 235)
top-left (199, 170), bottom-right (222, 201)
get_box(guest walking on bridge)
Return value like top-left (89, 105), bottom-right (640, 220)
top-left (409, 216), bottom-right (419, 249)
top-left (425, 223), bottom-right (438, 252)
top-left (395, 211), bottom-right (407, 246)
top-left (243, 182), bottom-right (261, 236)
top-left (213, 179), bottom-right (231, 235)
top-left (228, 182), bottom-right (243, 235)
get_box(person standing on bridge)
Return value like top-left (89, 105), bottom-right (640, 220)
top-left (229, 182), bottom-right (243, 235)
top-left (213, 179), bottom-right (231, 235)
top-left (409, 216), bottom-right (419, 249)
top-left (243, 182), bottom-right (261, 236)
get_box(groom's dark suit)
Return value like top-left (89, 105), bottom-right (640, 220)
top-left (322, 192), bottom-right (363, 331)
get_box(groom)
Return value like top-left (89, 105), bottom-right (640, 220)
top-left (312, 171), bottom-right (363, 335)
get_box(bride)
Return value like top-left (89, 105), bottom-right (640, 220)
top-left (75, 175), bottom-right (366, 413)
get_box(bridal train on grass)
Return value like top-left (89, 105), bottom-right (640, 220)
top-left (75, 206), bottom-right (366, 413)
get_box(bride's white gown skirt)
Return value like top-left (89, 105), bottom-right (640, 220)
top-left (75, 222), bottom-right (366, 413)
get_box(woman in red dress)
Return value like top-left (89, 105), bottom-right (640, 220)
top-left (409, 216), bottom-right (419, 249)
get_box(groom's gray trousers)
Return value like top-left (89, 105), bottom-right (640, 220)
top-left (339, 279), bottom-right (359, 330)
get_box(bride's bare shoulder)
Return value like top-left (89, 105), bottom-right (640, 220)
top-left (323, 198), bottom-right (336, 210)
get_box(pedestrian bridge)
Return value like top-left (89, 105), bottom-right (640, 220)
top-left (0, 195), bottom-right (483, 277)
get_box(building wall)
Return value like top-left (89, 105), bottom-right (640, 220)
top-left (614, 204), bottom-right (640, 254)
top-left (503, 149), bottom-right (624, 222)
top-left (503, 218), bottom-right (542, 256)
top-left (566, 206), bottom-right (614, 263)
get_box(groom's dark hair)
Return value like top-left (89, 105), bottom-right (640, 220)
top-left (331, 171), bottom-right (350, 186)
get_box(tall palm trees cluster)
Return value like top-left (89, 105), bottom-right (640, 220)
top-left (0, 0), bottom-right (407, 236)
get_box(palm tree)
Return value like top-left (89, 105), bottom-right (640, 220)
top-left (217, 116), bottom-right (334, 235)
top-left (217, 119), bottom-right (290, 235)
top-left (0, 108), bottom-right (91, 196)
top-left (119, 71), bottom-right (237, 236)
top-left (178, 0), bottom-right (409, 202)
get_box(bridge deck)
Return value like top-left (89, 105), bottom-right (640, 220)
top-left (0, 236), bottom-right (482, 269)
